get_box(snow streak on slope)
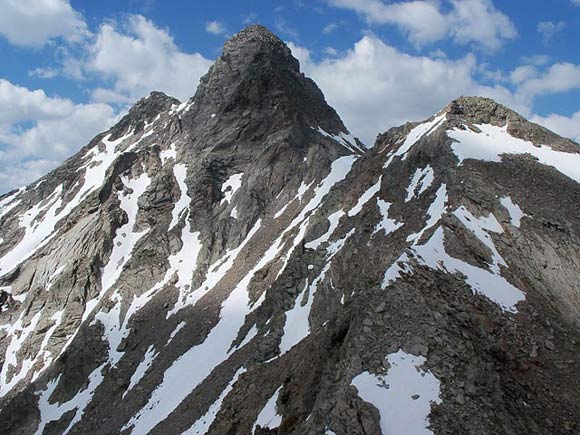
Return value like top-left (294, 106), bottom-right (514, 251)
top-left (0, 310), bottom-right (43, 397)
top-left (383, 114), bottom-right (446, 169)
top-left (123, 345), bottom-right (158, 398)
top-left (159, 143), bottom-right (177, 165)
top-left (305, 211), bottom-right (345, 250)
top-left (0, 131), bottom-right (135, 277)
top-left (374, 199), bottom-right (403, 236)
top-left (348, 177), bottom-right (382, 217)
top-left (35, 364), bottom-right (105, 435)
top-left (125, 219), bottom-right (276, 433)
top-left (31, 310), bottom-right (64, 382)
top-left (0, 187), bottom-right (61, 275)
top-left (352, 350), bottom-right (441, 435)
top-left (383, 221), bottom-right (525, 313)
top-left (169, 164), bottom-right (190, 230)
top-left (94, 214), bottom-right (202, 372)
top-left (126, 156), bottom-right (357, 432)
top-left (453, 206), bottom-right (506, 273)
top-left (500, 197), bottom-right (525, 228)
top-left (0, 192), bottom-right (21, 222)
top-left (448, 123), bottom-right (580, 183)
top-left (273, 156), bottom-right (357, 280)
top-left (406, 166), bottom-right (435, 202)
top-left (317, 127), bottom-right (365, 154)
top-left (220, 173), bottom-right (244, 205)
top-left (169, 220), bottom-right (262, 316)
top-left (183, 367), bottom-right (246, 435)
top-left (279, 280), bottom-right (310, 354)
top-left (414, 227), bottom-right (525, 312)
top-left (252, 386), bottom-right (283, 433)
top-left (407, 184), bottom-right (448, 243)
top-left (279, 229), bottom-right (354, 354)
top-left (76, 131), bottom-right (134, 201)
top-left (83, 172), bottom-right (151, 323)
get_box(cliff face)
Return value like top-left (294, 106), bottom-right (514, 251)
top-left (0, 26), bottom-right (579, 435)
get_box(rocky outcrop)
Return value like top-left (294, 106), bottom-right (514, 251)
top-left (0, 26), bottom-right (579, 435)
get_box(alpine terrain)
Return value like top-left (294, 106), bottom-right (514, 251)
top-left (0, 25), bottom-right (579, 435)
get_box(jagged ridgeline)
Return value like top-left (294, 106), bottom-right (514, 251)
top-left (0, 25), bottom-right (579, 435)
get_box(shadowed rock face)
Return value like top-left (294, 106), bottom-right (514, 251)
top-left (0, 26), bottom-right (579, 435)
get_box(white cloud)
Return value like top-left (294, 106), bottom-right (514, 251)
top-left (448, 0), bottom-right (517, 50)
top-left (289, 33), bottom-right (580, 145)
top-left (323, 23), bottom-right (338, 34)
top-left (537, 21), bottom-right (565, 43)
top-left (571, 0), bottom-right (580, 6)
top-left (325, 0), bottom-right (516, 50)
top-left (0, 79), bottom-right (116, 192)
top-left (28, 67), bottom-right (59, 79)
top-left (242, 13), bottom-right (258, 25)
top-left (517, 63), bottom-right (580, 100)
top-left (87, 15), bottom-right (213, 103)
top-left (510, 65), bottom-right (538, 85)
top-left (205, 20), bottom-right (227, 36)
top-left (532, 112), bottom-right (580, 143)
top-left (520, 55), bottom-right (550, 66)
top-left (0, 0), bottom-right (89, 47)
top-left (289, 36), bottom-right (519, 144)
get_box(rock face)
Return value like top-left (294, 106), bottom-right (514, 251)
top-left (0, 25), bottom-right (579, 435)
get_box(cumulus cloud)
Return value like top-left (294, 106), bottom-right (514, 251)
top-left (0, 79), bottom-right (116, 192)
top-left (537, 21), bottom-right (565, 43)
top-left (532, 112), bottom-right (580, 143)
top-left (0, 0), bottom-right (89, 47)
top-left (87, 15), bottom-right (213, 103)
top-left (289, 36), bottom-right (519, 144)
top-left (510, 65), bottom-right (538, 85)
top-left (325, 0), bottom-right (516, 50)
top-left (205, 20), bottom-right (227, 36)
top-left (289, 34), bottom-right (580, 145)
top-left (447, 0), bottom-right (517, 50)
top-left (517, 62), bottom-right (580, 101)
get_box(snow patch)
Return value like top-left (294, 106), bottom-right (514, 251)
top-left (123, 345), bottom-right (158, 398)
top-left (384, 114), bottom-right (446, 168)
top-left (35, 364), bottom-right (105, 435)
top-left (352, 350), bottom-right (441, 435)
top-left (448, 123), bottom-right (580, 183)
top-left (183, 367), bottom-right (246, 435)
top-left (169, 163), bottom-right (190, 230)
top-left (500, 196), bottom-right (525, 228)
top-left (0, 310), bottom-right (43, 397)
top-left (220, 173), bottom-right (244, 205)
top-left (317, 127), bottom-right (365, 154)
top-left (253, 386), bottom-right (283, 433)
top-left (374, 199), bottom-right (403, 236)
top-left (405, 166), bottom-right (435, 202)
top-left (305, 210), bottom-right (345, 250)
top-left (83, 171), bottom-right (151, 323)
top-left (407, 184), bottom-right (448, 243)
top-left (416, 228), bottom-right (525, 312)
top-left (348, 176), bottom-right (382, 217)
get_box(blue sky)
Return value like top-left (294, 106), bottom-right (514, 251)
top-left (1, 0), bottom-right (579, 193)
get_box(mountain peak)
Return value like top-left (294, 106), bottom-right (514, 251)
top-left (110, 91), bottom-right (179, 139)
top-left (183, 25), bottom-right (352, 145)
top-left (442, 96), bottom-right (579, 152)
top-left (224, 24), bottom-right (287, 51)
top-left (220, 24), bottom-right (299, 73)
top-left (442, 96), bottom-right (520, 122)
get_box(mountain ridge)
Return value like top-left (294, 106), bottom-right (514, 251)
top-left (0, 25), bottom-right (579, 435)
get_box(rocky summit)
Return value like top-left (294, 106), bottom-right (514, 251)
top-left (0, 25), bottom-right (579, 435)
